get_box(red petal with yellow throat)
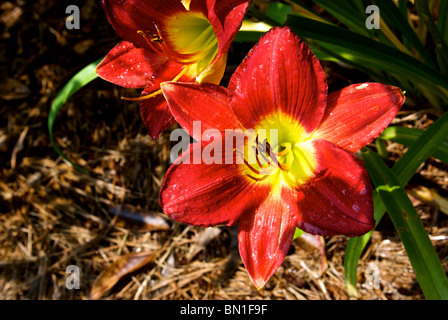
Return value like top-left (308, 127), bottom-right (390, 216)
top-left (159, 142), bottom-right (271, 227)
top-left (312, 83), bottom-right (405, 153)
top-left (229, 27), bottom-right (328, 135)
top-left (287, 139), bottom-right (375, 237)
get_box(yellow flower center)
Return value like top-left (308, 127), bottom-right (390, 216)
top-left (240, 112), bottom-right (317, 189)
top-left (165, 11), bottom-right (219, 75)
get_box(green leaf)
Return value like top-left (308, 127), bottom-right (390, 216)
top-left (285, 15), bottom-right (448, 93)
top-left (234, 19), bottom-right (272, 43)
top-left (293, 228), bottom-right (305, 240)
top-left (372, 0), bottom-right (435, 68)
top-left (398, 0), bottom-right (408, 19)
top-left (311, 0), bottom-right (370, 36)
top-left (266, 1), bottom-right (291, 25)
top-left (234, 30), bottom-right (266, 43)
top-left (362, 148), bottom-right (448, 300)
top-left (287, 0), bottom-right (330, 23)
top-left (344, 111), bottom-right (448, 296)
top-left (380, 126), bottom-right (448, 164)
top-left (438, 0), bottom-right (448, 44)
top-left (415, 0), bottom-right (448, 75)
top-left (344, 229), bottom-right (373, 297)
top-left (48, 58), bottom-right (102, 172)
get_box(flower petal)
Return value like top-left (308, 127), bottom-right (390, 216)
top-left (161, 82), bottom-right (244, 141)
top-left (287, 139), bottom-right (375, 237)
top-left (159, 142), bottom-right (271, 227)
top-left (101, 0), bottom-right (183, 50)
top-left (140, 91), bottom-right (175, 139)
top-left (205, 0), bottom-right (251, 54)
top-left (312, 83), bottom-right (405, 153)
top-left (96, 41), bottom-right (169, 89)
top-left (228, 27), bottom-right (327, 134)
top-left (195, 53), bottom-right (228, 85)
top-left (238, 183), bottom-right (297, 289)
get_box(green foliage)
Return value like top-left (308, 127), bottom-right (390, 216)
top-left (48, 58), bottom-right (102, 172)
top-left (363, 148), bottom-right (448, 299)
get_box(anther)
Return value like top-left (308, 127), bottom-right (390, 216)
top-left (275, 142), bottom-right (292, 157)
top-left (121, 67), bottom-right (188, 101)
top-left (137, 30), bottom-right (164, 55)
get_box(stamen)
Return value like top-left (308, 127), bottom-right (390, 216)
top-left (153, 22), bottom-right (197, 65)
top-left (121, 66), bottom-right (188, 101)
top-left (276, 143), bottom-right (292, 157)
top-left (265, 139), bottom-right (272, 157)
top-left (277, 162), bottom-right (291, 172)
top-left (137, 30), bottom-right (164, 56)
top-left (256, 140), bottom-right (272, 165)
top-left (122, 88), bottom-right (162, 101)
top-left (238, 134), bottom-right (294, 182)
top-left (235, 149), bottom-right (261, 175)
top-left (253, 145), bottom-right (270, 168)
top-left (245, 173), bottom-right (270, 182)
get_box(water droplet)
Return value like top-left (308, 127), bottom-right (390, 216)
top-left (356, 83), bottom-right (369, 90)
top-left (370, 104), bottom-right (380, 112)
top-left (359, 186), bottom-right (367, 195)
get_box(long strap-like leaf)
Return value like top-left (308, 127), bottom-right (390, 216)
top-left (345, 111), bottom-right (448, 297)
top-left (48, 58), bottom-right (102, 172)
top-left (286, 15), bottom-right (448, 95)
top-left (380, 126), bottom-right (448, 164)
top-left (362, 148), bottom-right (448, 300)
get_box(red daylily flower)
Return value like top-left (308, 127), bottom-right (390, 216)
top-left (96, 0), bottom-right (250, 138)
top-left (159, 27), bottom-right (406, 289)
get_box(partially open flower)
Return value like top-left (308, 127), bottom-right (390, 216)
top-left (96, 0), bottom-right (250, 138)
top-left (159, 27), bottom-right (406, 289)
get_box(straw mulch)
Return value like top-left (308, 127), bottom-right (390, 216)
top-left (1, 0), bottom-right (447, 300)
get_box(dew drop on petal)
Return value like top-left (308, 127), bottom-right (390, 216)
top-left (215, 177), bottom-right (224, 183)
top-left (359, 186), bottom-right (367, 195)
top-left (355, 83), bottom-right (369, 90)
top-left (370, 104), bottom-right (380, 112)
